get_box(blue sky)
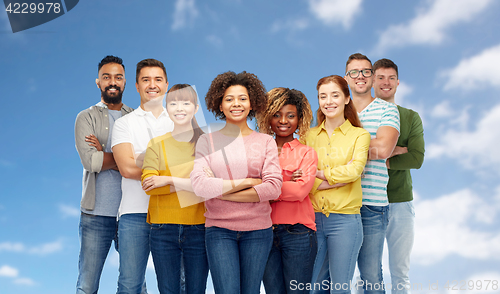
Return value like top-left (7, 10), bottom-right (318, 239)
top-left (1, 0), bottom-right (500, 293)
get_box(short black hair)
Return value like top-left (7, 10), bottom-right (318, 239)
top-left (98, 55), bottom-right (125, 73)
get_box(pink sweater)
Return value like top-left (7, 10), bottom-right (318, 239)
top-left (191, 131), bottom-right (283, 231)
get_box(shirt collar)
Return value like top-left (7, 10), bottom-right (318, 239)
top-left (96, 101), bottom-right (107, 109)
top-left (315, 119), bottom-right (353, 136)
top-left (135, 106), bottom-right (167, 117)
top-left (282, 138), bottom-right (300, 150)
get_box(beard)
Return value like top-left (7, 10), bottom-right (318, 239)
top-left (101, 85), bottom-right (123, 105)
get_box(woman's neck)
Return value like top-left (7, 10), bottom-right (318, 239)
top-left (220, 121), bottom-right (253, 137)
top-left (275, 134), bottom-right (294, 149)
top-left (171, 123), bottom-right (194, 142)
top-left (324, 116), bottom-right (346, 136)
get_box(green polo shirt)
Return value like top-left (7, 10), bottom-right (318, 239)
top-left (387, 105), bottom-right (425, 203)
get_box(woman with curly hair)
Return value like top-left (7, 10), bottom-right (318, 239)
top-left (141, 84), bottom-right (208, 294)
top-left (257, 87), bottom-right (318, 294)
top-left (190, 71), bottom-right (283, 294)
top-left (303, 75), bottom-right (371, 294)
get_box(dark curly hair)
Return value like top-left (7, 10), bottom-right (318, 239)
top-left (257, 87), bottom-right (313, 140)
top-left (205, 71), bottom-right (267, 120)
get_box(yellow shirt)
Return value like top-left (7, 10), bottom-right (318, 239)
top-left (142, 133), bottom-right (205, 224)
top-left (302, 120), bottom-right (370, 215)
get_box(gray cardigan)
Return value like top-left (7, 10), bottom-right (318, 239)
top-left (74, 103), bottom-right (134, 211)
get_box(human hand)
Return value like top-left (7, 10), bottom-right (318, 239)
top-left (142, 176), bottom-right (172, 192)
top-left (204, 166), bottom-right (215, 178)
top-left (85, 134), bottom-right (102, 151)
top-left (291, 169), bottom-right (303, 182)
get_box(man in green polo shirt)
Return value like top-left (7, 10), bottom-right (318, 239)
top-left (372, 58), bottom-right (425, 294)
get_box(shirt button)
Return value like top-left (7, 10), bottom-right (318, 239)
top-left (105, 127), bottom-right (108, 130)
top-left (326, 165), bottom-right (329, 167)
top-left (102, 144), bottom-right (105, 147)
top-left (327, 154), bottom-right (329, 156)
top-left (105, 115), bottom-right (107, 117)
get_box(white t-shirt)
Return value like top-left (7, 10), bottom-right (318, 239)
top-left (111, 106), bottom-right (174, 217)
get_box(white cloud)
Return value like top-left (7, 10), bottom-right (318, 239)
top-left (427, 103), bottom-right (500, 172)
top-left (59, 204), bottom-right (80, 218)
top-left (413, 188), bottom-right (500, 265)
top-left (430, 100), bottom-right (453, 118)
top-left (0, 265), bottom-right (19, 278)
top-left (14, 277), bottom-right (36, 286)
top-left (0, 239), bottom-right (63, 255)
top-left (271, 18), bottom-right (309, 33)
top-left (171, 0), bottom-right (199, 31)
top-left (27, 239), bottom-right (63, 255)
top-left (428, 100), bottom-right (500, 160)
top-left (441, 44), bottom-right (500, 91)
top-left (206, 35), bottom-right (223, 48)
top-left (453, 272), bottom-right (500, 294)
top-left (373, 0), bottom-right (493, 54)
top-left (394, 81), bottom-right (413, 106)
top-left (0, 265), bottom-right (36, 286)
top-left (308, 0), bottom-right (362, 29)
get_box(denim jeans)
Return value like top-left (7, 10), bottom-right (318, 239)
top-left (117, 213), bottom-right (150, 294)
top-left (263, 224), bottom-right (317, 294)
top-left (76, 212), bottom-right (118, 294)
top-left (205, 226), bottom-right (273, 294)
top-left (356, 205), bottom-right (389, 294)
top-left (150, 223), bottom-right (208, 294)
top-left (311, 213), bottom-right (363, 294)
top-left (386, 202), bottom-right (414, 294)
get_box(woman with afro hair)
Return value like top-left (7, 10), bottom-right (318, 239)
top-left (257, 87), bottom-right (318, 294)
top-left (190, 71), bottom-right (283, 294)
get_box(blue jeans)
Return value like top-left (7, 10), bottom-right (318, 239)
top-left (263, 224), bottom-right (317, 294)
top-left (117, 213), bottom-right (150, 294)
top-left (386, 202), bottom-right (414, 294)
top-left (356, 205), bottom-right (389, 294)
top-left (76, 212), bottom-right (118, 294)
top-left (150, 223), bottom-right (208, 294)
top-left (205, 226), bottom-right (273, 294)
top-left (311, 213), bottom-right (363, 294)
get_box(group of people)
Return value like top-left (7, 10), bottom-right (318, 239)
top-left (74, 53), bottom-right (424, 294)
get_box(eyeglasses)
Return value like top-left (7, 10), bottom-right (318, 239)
top-left (346, 69), bottom-right (373, 78)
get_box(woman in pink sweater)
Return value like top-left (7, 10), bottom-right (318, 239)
top-left (191, 71), bottom-right (282, 294)
top-left (258, 87), bottom-right (318, 294)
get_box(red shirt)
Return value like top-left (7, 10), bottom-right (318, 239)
top-left (271, 139), bottom-right (318, 230)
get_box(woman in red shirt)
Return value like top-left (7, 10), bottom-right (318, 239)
top-left (258, 87), bottom-right (318, 294)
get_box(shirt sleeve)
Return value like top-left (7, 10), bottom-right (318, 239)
top-left (111, 116), bottom-right (131, 148)
top-left (74, 109), bottom-right (103, 173)
top-left (190, 134), bottom-right (225, 199)
top-left (279, 147), bottom-right (318, 202)
top-left (141, 139), bottom-right (171, 196)
top-left (252, 137), bottom-right (283, 202)
top-left (380, 102), bottom-right (401, 133)
top-left (324, 131), bottom-right (371, 185)
top-left (389, 110), bottom-right (425, 170)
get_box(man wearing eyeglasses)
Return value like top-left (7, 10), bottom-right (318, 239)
top-left (344, 53), bottom-right (400, 294)
top-left (373, 58), bottom-right (424, 294)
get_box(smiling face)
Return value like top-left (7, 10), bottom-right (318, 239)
top-left (318, 82), bottom-right (349, 120)
top-left (373, 67), bottom-right (399, 102)
top-left (220, 85), bottom-right (252, 124)
top-left (166, 99), bottom-right (198, 127)
top-left (270, 104), bottom-right (298, 139)
top-left (96, 62), bottom-right (125, 105)
top-left (345, 59), bottom-right (373, 96)
top-left (135, 66), bottom-right (168, 105)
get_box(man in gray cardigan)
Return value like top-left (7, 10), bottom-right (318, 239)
top-left (74, 55), bottom-right (133, 294)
